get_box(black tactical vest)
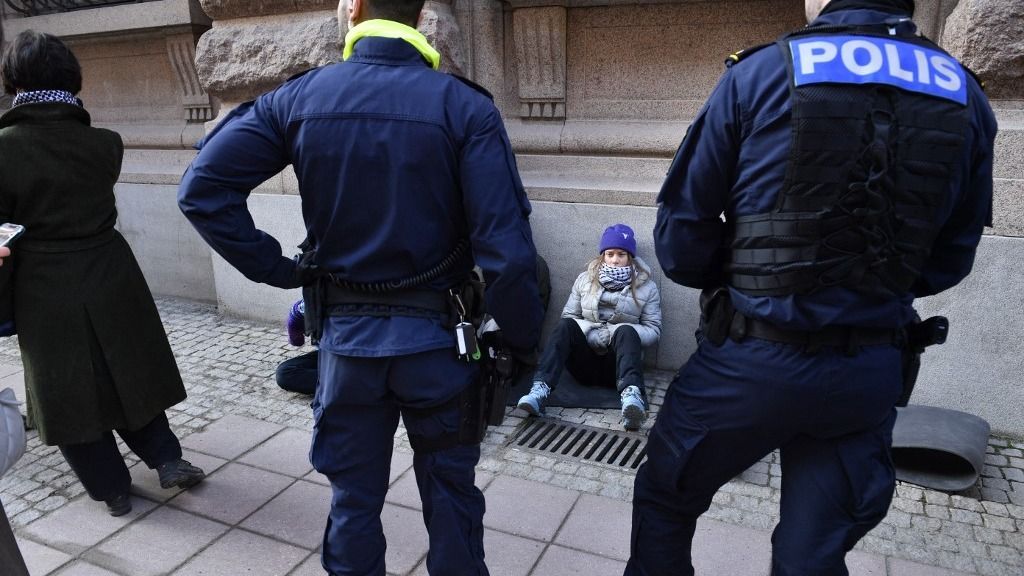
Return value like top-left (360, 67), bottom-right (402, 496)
top-left (728, 26), bottom-right (970, 297)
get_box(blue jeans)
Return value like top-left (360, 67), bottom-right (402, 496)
top-left (312, 348), bottom-right (487, 576)
top-left (625, 337), bottom-right (902, 576)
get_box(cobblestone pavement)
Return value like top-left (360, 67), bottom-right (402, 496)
top-left (1, 297), bottom-right (1022, 575)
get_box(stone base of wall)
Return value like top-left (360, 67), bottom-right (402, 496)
top-left (114, 181), bottom-right (216, 302)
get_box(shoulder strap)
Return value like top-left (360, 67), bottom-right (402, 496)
top-left (725, 42), bottom-right (773, 67)
top-left (452, 75), bottom-right (494, 100)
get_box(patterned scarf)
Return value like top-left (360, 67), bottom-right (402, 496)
top-left (599, 264), bottom-right (632, 292)
top-left (13, 90), bottom-right (82, 108)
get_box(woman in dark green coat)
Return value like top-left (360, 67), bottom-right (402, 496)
top-left (0, 31), bottom-right (204, 516)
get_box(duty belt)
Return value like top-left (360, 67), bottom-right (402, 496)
top-left (729, 311), bottom-right (902, 354)
top-left (323, 283), bottom-right (450, 318)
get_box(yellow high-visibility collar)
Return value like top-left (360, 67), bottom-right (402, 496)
top-left (343, 19), bottom-right (441, 70)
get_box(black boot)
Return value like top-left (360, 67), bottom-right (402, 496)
top-left (105, 493), bottom-right (132, 517)
top-left (157, 459), bottom-right (206, 489)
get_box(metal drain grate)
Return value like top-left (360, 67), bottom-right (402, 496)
top-left (508, 418), bottom-right (648, 470)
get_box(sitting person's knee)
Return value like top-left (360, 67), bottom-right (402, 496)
top-left (612, 324), bottom-right (640, 343)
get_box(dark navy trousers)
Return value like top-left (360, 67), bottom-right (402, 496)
top-left (312, 348), bottom-right (487, 576)
top-left (625, 336), bottom-right (902, 576)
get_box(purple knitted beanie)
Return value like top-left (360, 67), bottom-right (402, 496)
top-left (599, 224), bottom-right (637, 257)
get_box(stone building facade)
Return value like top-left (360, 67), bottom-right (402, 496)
top-left (2, 0), bottom-right (1023, 435)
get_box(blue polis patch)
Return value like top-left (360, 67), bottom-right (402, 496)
top-left (790, 35), bottom-right (967, 105)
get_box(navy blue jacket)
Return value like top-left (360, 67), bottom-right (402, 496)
top-left (179, 37), bottom-right (543, 355)
top-left (654, 9), bottom-right (998, 330)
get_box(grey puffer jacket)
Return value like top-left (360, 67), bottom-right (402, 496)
top-left (561, 257), bottom-right (662, 348)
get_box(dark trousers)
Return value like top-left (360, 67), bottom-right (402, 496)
top-left (313, 348), bottom-right (487, 576)
top-left (276, 350), bottom-right (319, 395)
top-left (624, 337), bottom-right (902, 576)
top-left (59, 412), bottom-right (182, 502)
top-left (534, 318), bottom-right (644, 395)
top-left (0, 499), bottom-right (29, 576)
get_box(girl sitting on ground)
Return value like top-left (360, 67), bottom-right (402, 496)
top-left (517, 224), bottom-right (662, 431)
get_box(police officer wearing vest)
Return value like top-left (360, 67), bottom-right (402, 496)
top-left (627, 1), bottom-right (996, 574)
top-left (178, 0), bottom-right (544, 574)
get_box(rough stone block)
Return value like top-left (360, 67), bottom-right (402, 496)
top-left (942, 0), bottom-right (1024, 99)
top-left (195, 12), bottom-right (343, 103)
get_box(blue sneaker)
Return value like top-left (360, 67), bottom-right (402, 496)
top-left (620, 385), bottom-right (647, 431)
top-left (517, 381), bottom-right (550, 416)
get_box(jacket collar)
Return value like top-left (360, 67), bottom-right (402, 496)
top-left (810, 8), bottom-right (918, 34)
top-left (346, 36), bottom-right (437, 69)
top-left (0, 102), bottom-right (91, 129)
top-left (344, 19), bottom-right (440, 70)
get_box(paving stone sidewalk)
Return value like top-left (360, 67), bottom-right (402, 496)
top-left (0, 297), bottom-right (1021, 575)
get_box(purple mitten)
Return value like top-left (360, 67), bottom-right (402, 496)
top-left (286, 300), bottom-right (305, 346)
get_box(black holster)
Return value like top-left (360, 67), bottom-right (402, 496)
top-left (302, 280), bottom-right (325, 345)
top-left (896, 315), bottom-right (949, 407)
top-left (482, 338), bottom-right (516, 427)
top-left (443, 339), bottom-right (514, 449)
top-left (699, 287), bottom-right (735, 346)
top-left (405, 349), bottom-right (504, 453)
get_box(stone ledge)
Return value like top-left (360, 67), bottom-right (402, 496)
top-left (506, 119), bottom-right (686, 156)
top-left (519, 153), bottom-right (668, 206)
top-left (508, 116), bottom-right (1023, 176)
top-left (96, 122), bottom-right (206, 150)
top-left (120, 148), bottom-right (200, 186)
top-left (2, 0), bottom-right (210, 39)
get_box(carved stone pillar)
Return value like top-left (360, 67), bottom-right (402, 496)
top-left (512, 7), bottom-right (567, 119)
top-left (166, 33), bottom-right (214, 122)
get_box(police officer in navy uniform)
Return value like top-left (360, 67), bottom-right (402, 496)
top-left (178, 0), bottom-right (544, 574)
top-left (627, 0), bottom-right (996, 574)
